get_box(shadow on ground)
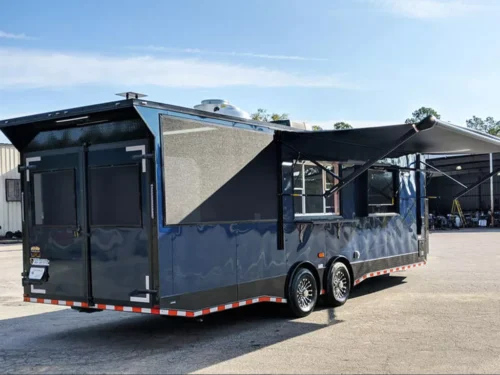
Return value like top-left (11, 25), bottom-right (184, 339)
top-left (350, 275), bottom-right (407, 299)
top-left (0, 275), bottom-right (405, 373)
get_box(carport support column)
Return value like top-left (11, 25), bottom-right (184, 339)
top-left (490, 153), bottom-right (494, 227)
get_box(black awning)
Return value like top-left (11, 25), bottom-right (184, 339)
top-left (280, 117), bottom-right (500, 162)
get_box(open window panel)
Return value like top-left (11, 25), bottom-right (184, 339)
top-left (292, 160), bottom-right (341, 218)
top-left (367, 168), bottom-right (398, 215)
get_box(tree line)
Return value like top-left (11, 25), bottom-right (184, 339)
top-left (250, 108), bottom-right (353, 130)
top-left (251, 106), bottom-right (500, 136)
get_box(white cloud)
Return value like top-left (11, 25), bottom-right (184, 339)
top-left (0, 48), bottom-right (358, 90)
top-left (365, 0), bottom-right (493, 19)
top-left (0, 30), bottom-right (32, 40)
top-left (129, 45), bottom-right (328, 62)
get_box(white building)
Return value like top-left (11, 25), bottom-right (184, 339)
top-left (0, 144), bottom-right (22, 237)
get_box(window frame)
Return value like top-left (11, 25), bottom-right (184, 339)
top-left (160, 113), bottom-right (278, 226)
top-left (31, 169), bottom-right (78, 228)
top-left (5, 178), bottom-right (21, 202)
top-left (293, 161), bottom-right (341, 217)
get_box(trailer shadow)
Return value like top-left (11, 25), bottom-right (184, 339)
top-left (0, 303), bottom-right (330, 374)
top-left (1, 277), bottom-right (409, 373)
top-left (350, 274), bottom-right (407, 299)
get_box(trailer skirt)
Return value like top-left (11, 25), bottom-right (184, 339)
top-left (24, 295), bottom-right (288, 318)
top-left (354, 260), bottom-right (427, 286)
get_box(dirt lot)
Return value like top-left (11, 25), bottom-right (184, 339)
top-left (1, 230), bottom-right (499, 374)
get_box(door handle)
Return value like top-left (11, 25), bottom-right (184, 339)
top-left (73, 226), bottom-right (82, 238)
top-left (73, 226), bottom-right (90, 238)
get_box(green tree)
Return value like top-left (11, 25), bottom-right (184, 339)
top-left (466, 116), bottom-right (500, 136)
top-left (405, 107), bottom-right (441, 124)
top-left (311, 125), bottom-right (323, 131)
top-left (333, 121), bottom-right (353, 130)
top-left (251, 108), bottom-right (289, 122)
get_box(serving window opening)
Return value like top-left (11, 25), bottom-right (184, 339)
top-left (161, 115), bottom-right (277, 225)
top-left (293, 161), bottom-right (340, 217)
top-left (367, 169), bottom-right (398, 215)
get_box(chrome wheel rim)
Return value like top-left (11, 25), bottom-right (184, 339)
top-left (333, 269), bottom-right (349, 301)
top-left (296, 277), bottom-right (315, 311)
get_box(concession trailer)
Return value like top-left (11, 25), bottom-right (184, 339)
top-left (2, 94), bottom-right (499, 318)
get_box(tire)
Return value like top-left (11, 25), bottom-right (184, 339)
top-left (287, 268), bottom-right (318, 318)
top-left (325, 262), bottom-right (351, 307)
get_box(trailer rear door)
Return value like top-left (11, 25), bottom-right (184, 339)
top-left (24, 140), bottom-right (154, 307)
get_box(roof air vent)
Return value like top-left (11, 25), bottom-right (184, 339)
top-left (194, 99), bottom-right (251, 120)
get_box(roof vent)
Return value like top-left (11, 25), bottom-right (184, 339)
top-left (116, 92), bottom-right (148, 100)
top-left (194, 99), bottom-right (251, 120)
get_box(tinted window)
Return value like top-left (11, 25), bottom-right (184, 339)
top-left (33, 170), bottom-right (77, 226)
top-left (368, 170), bottom-right (396, 214)
top-left (89, 165), bottom-right (142, 226)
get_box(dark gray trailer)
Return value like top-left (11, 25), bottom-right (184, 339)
top-left (2, 96), bottom-right (499, 318)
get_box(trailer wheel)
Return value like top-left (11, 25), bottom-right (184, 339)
top-left (325, 262), bottom-right (351, 307)
top-left (287, 268), bottom-right (318, 318)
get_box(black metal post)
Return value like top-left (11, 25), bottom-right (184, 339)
top-left (416, 154), bottom-right (422, 235)
top-left (275, 132), bottom-right (284, 250)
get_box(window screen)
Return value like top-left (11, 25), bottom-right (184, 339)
top-left (368, 169), bottom-right (396, 213)
top-left (5, 179), bottom-right (21, 202)
top-left (33, 170), bottom-right (77, 226)
top-left (162, 115), bottom-right (277, 224)
top-left (89, 165), bottom-right (142, 227)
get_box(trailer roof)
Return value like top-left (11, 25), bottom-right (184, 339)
top-left (0, 99), bottom-right (299, 133)
top-left (2, 99), bottom-right (500, 159)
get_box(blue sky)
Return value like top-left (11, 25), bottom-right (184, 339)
top-left (1, 0), bottom-right (500, 143)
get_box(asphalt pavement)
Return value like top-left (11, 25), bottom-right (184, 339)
top-left (0, 229), bottom-right (499, 374)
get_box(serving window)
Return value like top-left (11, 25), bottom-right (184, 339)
top-left (293, 161), bottom-right (340, 217)
top-left (161, 115), bottom-right (277, 225)
top-left (367, 169), bottom-right (398, 214)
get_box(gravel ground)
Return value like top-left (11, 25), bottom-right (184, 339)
top-left (0, 229), bottom-right (499, 374)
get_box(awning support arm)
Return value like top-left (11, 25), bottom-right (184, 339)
top-left (324, 116), bottom-right (436, 197)
top-left (418, 160), bottom-right (467, 188)
top-left (454, 166), bottom-right (500, 200)
top-left (280, 142), bottom-right (343, 183)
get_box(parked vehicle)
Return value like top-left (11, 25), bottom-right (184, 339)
top-left (2, 94), bottom-right (499, 319)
